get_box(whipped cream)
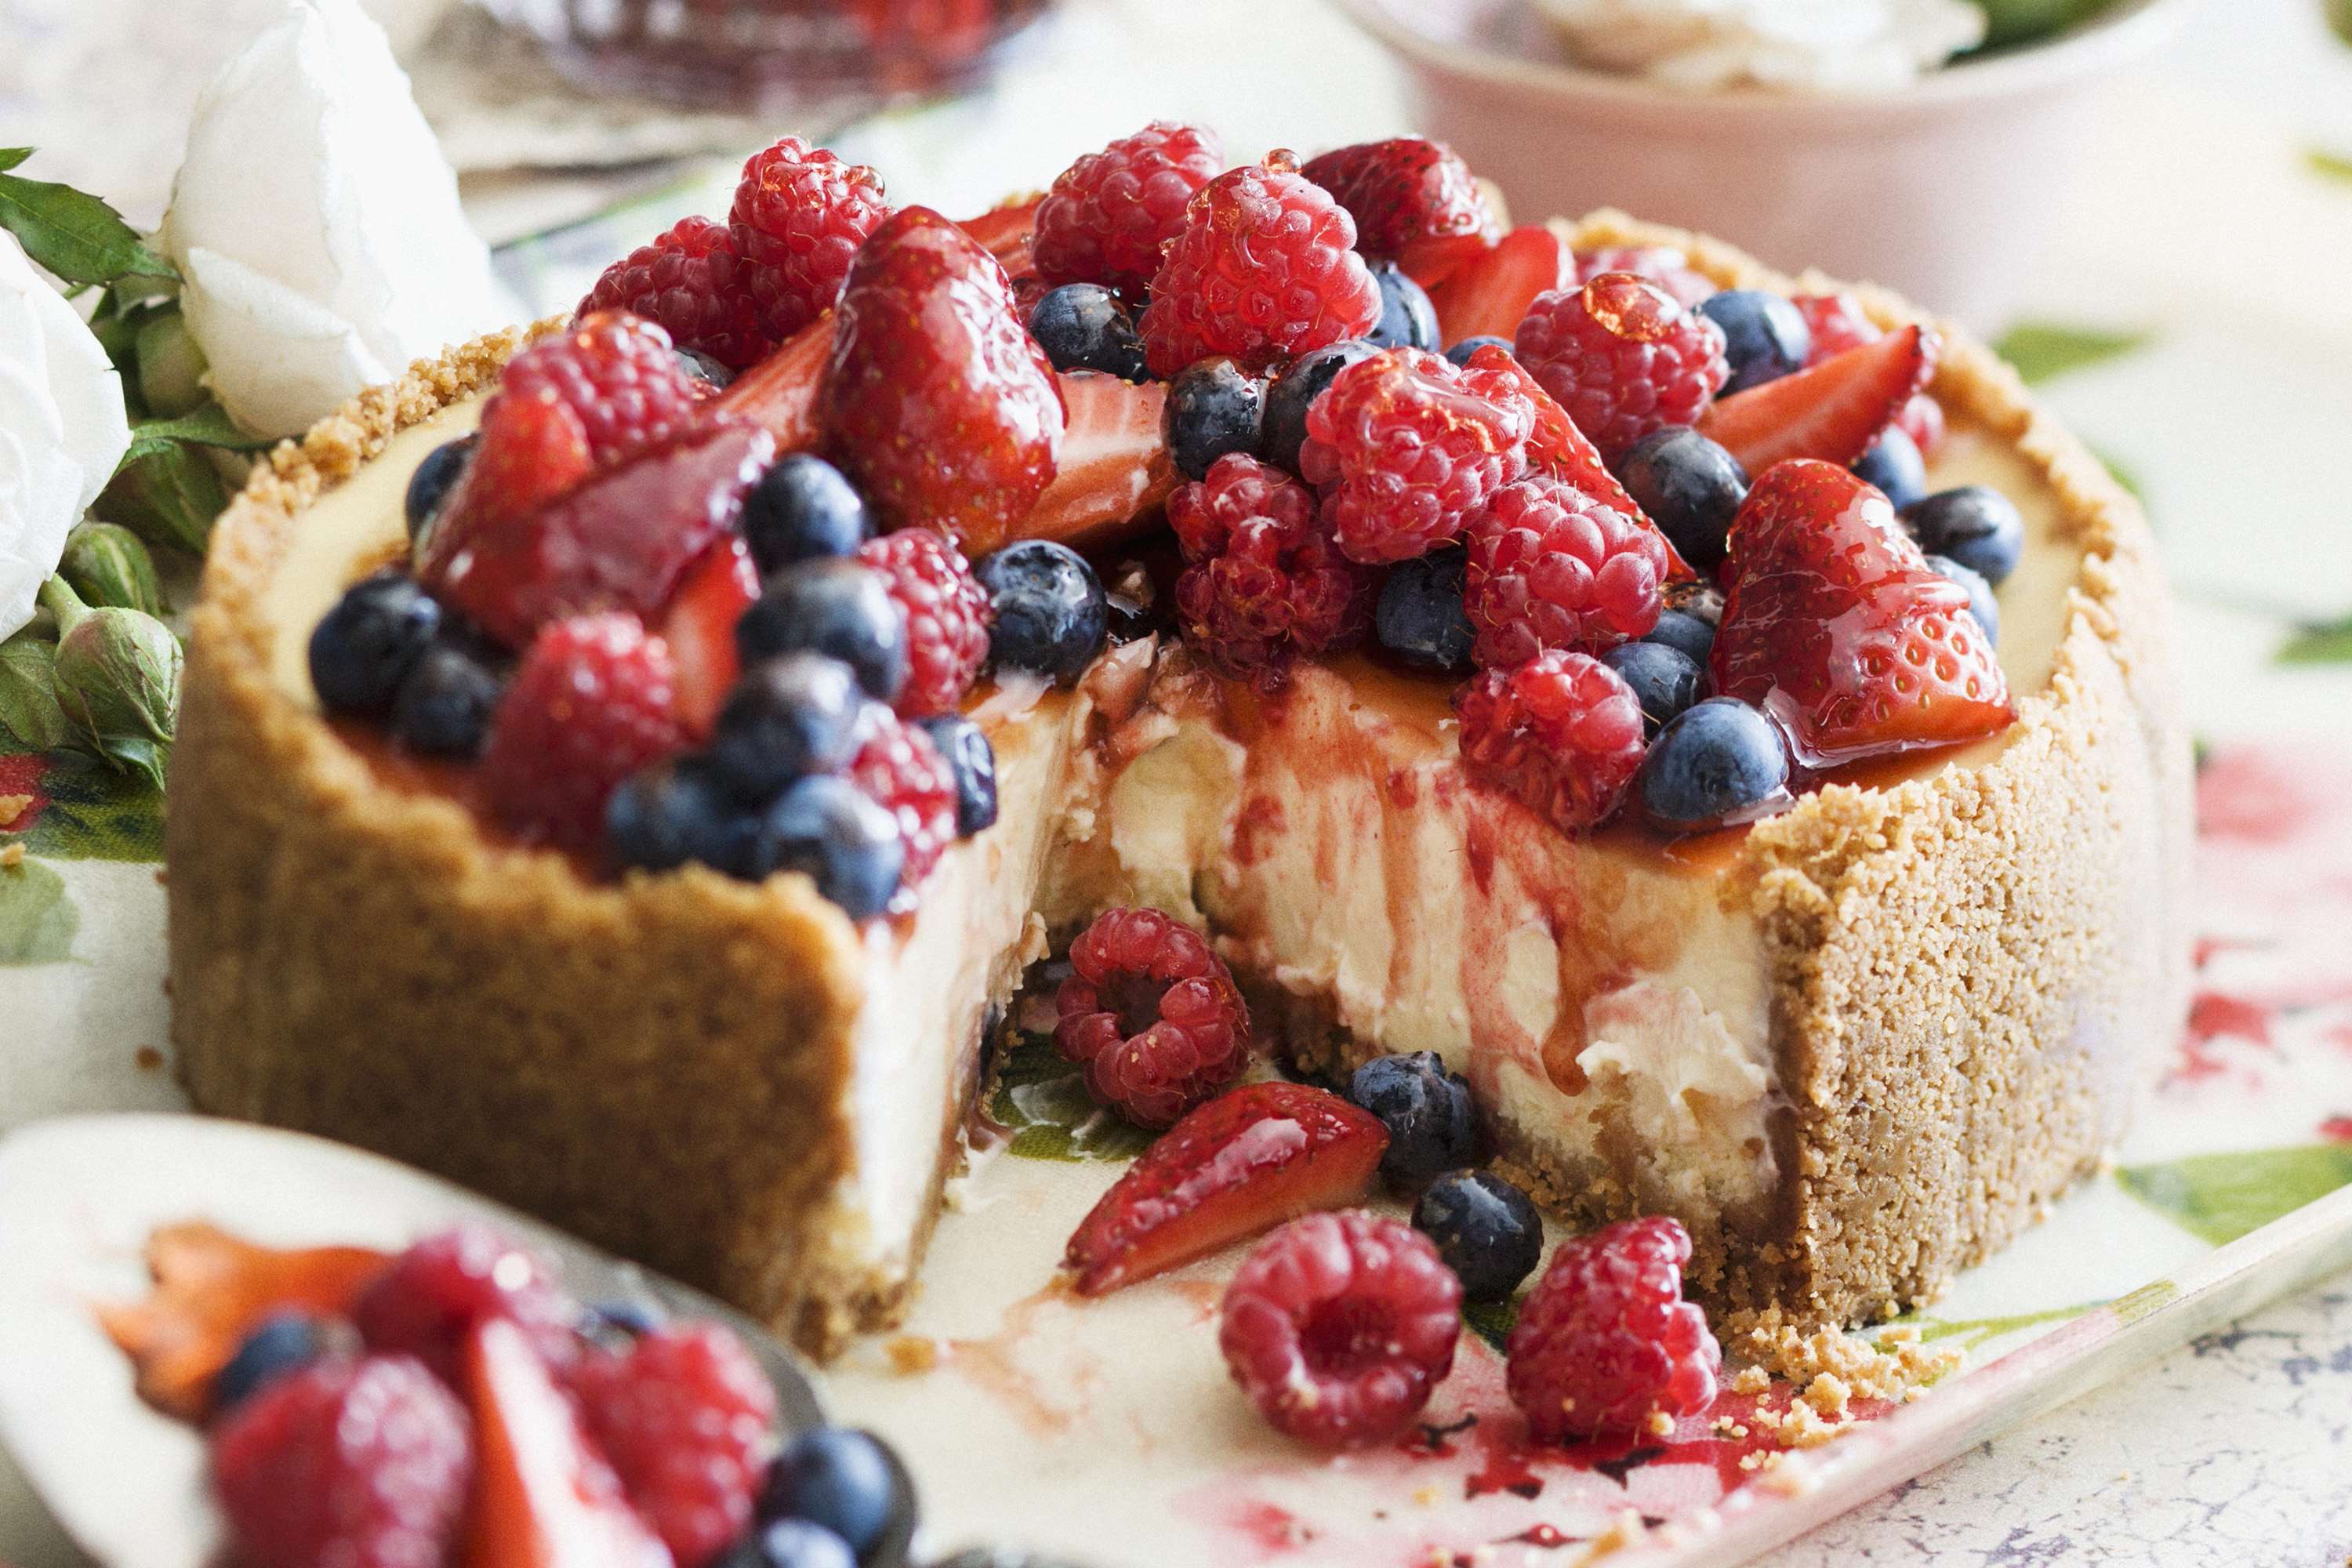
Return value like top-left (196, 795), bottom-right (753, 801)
top-left (0, 234), bottom-right (132, 641)
top-left (1534, 0), bottom-right (1988, 92)
top-left (161, 0), bottom-right (504, 439)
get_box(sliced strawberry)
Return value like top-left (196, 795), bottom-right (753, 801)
top-left (1428, 225), bottom-right (1574, 348)
top-left (958, 195), bottom-right (1040, 277)
top-left (1064, 1081), bottom-right (1388, 1296)
top-left (1712, 459), bottom-right (2013, 767)
top-left (1395, 229), bottom-right (1496, 292)
top-left (1696, 324), bottom-right (1935, 474)
top-left (660, 537), bottom-right (761, 741)
top-left (423, 392), bottom-right (595, 584)
top-left (1018, 371), bottom-right (1174, 553)
top-left (459, 1319), bottom-right (671, 1568)
top-left (437, 421), bottom-right (775, 649)
top-left (713, 314), bottom-right (834, 454)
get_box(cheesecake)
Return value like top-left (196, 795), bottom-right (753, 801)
top-left (168, 135), bottom-right (2188, 1355)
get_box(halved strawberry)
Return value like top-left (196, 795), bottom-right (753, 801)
top-left (459, 1319), bottom-right (670, 1568)
top-left (1396, 230), bottom-right (1497, 292)
top-left (1696, 324), bottom-right (1936, 474)
top-left (958, 194), bottom-right (1040, 276)
top-left (660, 537), bottom-right (761, 741)
top-left (1428, 224), bottom-right (1574, 347)
top-left (1018, 371), bottom-right (1174, 553)
top-left (422, 391), bottom-right (595, 583)
top-left (1712, 459), bottom-right (2013, 767)
top-left (713, 314), bottom-right (834, 454)
top-left (1064, 1080), bottom-right (1388, 1296)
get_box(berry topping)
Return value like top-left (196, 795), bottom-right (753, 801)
top-left (744, 455), bottom-right (873, 575)
top-left (212, 1312), bottom-right (336, 1417)
top-left (1645, 606), bottom-right (1717, 667)
top-left (581, 216), bottom-right (773, 373)
top-left (1697, 289), bottom-right (1810, 394)
top-left (1712, 459), bottom-right (2013, 767)
top-left (1896, 390), bottom-right (1946, 458)
top-left (479, 612), bottom-right (687, 852)
top-left (1635, 696), bottom-right (1791, 833)
top-left (211, 1353), bottom-right (473, 1568)
top-left (711, 653), bottom-right (866, 803)
top-left (1168, 453), bottom-right (1374, 677)
top-left (1504, 1215), bottom-right (1721, 1442)
top-left (1927, 554), bottom-right (2000, 643)
top-left (1444, 334), bottom-right (1513, 366)
top-left (1695, 322), bottom-right (1935, 475)
top-left (1457, 345), bottom-right (1679, 560)
top-left (1259, 338), bottom-right (1379, 476)
top-left (1218, 1210), bottom-right (1461, 1447)
top-left (1790, 290), bottom-right (1881, 365)
top-left (913, 713), bottom-right (998, 837)
top-left (1138, 155), bottom-right (1384, 378)
top-left (759, 1428), bottom-right (918, 1568)
top-left (759, 774), bottom-right (907, 919)
top-left (405, 436), bottom-right (475, 543)
top-left (1163, 356), bottom-right (1266, 481)
top-left (1900, 485), bottom-right (2025, 586)
top-left (351, 1225), bottom-right (576, 1383)
top-left (427, 387), bottom-right (594, 559)
top-left (1573, 245), bottom-right (1717, 308)
top-left (1428, 224), bottom-right (1575, 347)
top-left (973, 538), bottom-right (1109, 684)
top-left (729, 137), bottom-right (892, 343)
top-left (1348, 1051), bottom-right (1478, 1191)
top-left (390, 638), bottom-right (504, 759)
top-left (606, 758), bottom-right (739, 877)
top-left (1032, 121), bottom-right (1225, 299)
top-left (1853, 425), bottom-right (1927, 509)
top-left (1374, 546), bottom-right (1476, 674)
top-left (723, 1520), bottom-right (858, 1568)
top-left (1464, 474), bottom-right (1669, 666)
top-left (845, 707), bottom-right (957, 895)
top-left (1412, 1170), bottom-right (1544, 1305)
top-left (572, 1323), bottom-right (779, 1568)
top-left (1514, 271), bottom-right (1730, 464)
top-left (823, 206), bottom-right (1063, 550)
top-left (1454, 649), bottom-right (1647, 833)
top-left (738, 558), bottom-right (909, 705)
top-left (1065, 1080), bottom-right (1388, 1295)
top-left (500, 311), bottom-right (705, 470)
top-left (1602, 639), bottom-right (1705, 736)
top-left (1053, 906), bottom-right (1253, 1129)
top-left (855, 528), bottom-right (992, 718)
top-left (662, 538), bottom-right (764, 741)
top-left (1614, 425), bottom-right (1750, 575)
top-left (1027, 283), bottom-right (1149, 382)
top-left (1366, 262), bottom-right (1442, 353)
top-left (714, 311), bottom-right (833, 456)
top-left (1299, 138), bottom-right (1492, 273)
top-left (310, 572), bottom-right (439, 717)
top-left (1018, 371), bottom-right (1178, 551)
top-left (1301, 347), bottom-right (1534, 564)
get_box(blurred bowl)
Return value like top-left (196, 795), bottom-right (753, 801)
top-left (1334, 0), bottom-right (2191, 328)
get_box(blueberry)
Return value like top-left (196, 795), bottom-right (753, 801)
top-left (1261, 339), bottom-right (1379, 475)
top-left (1027, 284), bottom-right (1148, 383)
top-left (1615, 426), bottom-right (1748, 575)
top-left (582, 1298), bottom-right (665, 1340)
top-left (760, 1428), bottom-right (917, 1567)
top-left (677, 347), bottom-right (735, 389)
top-left (1697, 289), bottom-right (1810, 394)
top-left (746, 456), bottom-right (873, 575)
top-left (1444, 335), bottom-right (1513, 368)
top-left (1900, 485), bottom-right (2024, 587)
top-left (738, 559), bottom-right (908, 703)
top-left (389, 639), bottom-right (503, 758)
top-left (757, 775), bottom-right (905, 919)
top-left (607, 758), bottom-right (742, 875)
top-left (1348, 1051), bottom-right (1478, 1191)
top-left (1642, 607), bottom-right (1715, 667)
top-left (1602, 640), bottom-right (1704, 736)
top-left (711, 654), bottom-right (866, 804)
top-left (1366, 263), bottom-right (1440, 353)
top-left (974, 539), bottom-right (1108, 684)
top-left (720, 1519), bottom-right (858, 1568)
top-left (309, 572), bottom-right (441, 716)
top-left (1636, 698), bottom-right (1790, 834)
top-left (1164, 357), bottom-right (1265, 482)
top-left (404, 436), bottom-right (475, 543)
top-left (914, 713), bottom-right (998, 837)
top-left (1926, 554), bottom-right (2000, 644)
top-left (1852, 426), bottom-right (1926, 510)
top-left (1374, 547), bottom-right (1475, 674)
top-left (1412, 1171), bottom-right (1543, 1304)
top-left (213, 1312), bottom-right (334, 1414)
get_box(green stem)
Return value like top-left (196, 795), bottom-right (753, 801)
top-left (36, 574), bottom-right (90, 637)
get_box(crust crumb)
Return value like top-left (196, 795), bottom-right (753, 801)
top-left (1570, 1510), bottom-right (1649, 1564)
top-left (0, 840), bottom-right (24, 869)
top-left (1730, 1308), bottom-right (1961, 1409)
top-left (883, 1334), bottom-right (942, 1374)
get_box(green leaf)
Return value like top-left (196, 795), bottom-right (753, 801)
top-left (1970, 0), bottom-right (2109, 50)
top-left (1993, 321), bottom-right (2154, 385)
top-left (2117, 1144), bottom-right (2352, 1245)
top-left (2307, 147), bottom-right (2352, 185)
top-left (0, 149), bottom-right (31, 174)
top-left (97, 438), bottom-right (229, 555)
top-left (125, 401), bottom-right (270, 457)
top-left (2332, 0), bottom-right (2352, 49)
top-left (985, 1032), bottom-right (1156, 1163)
top-left (0, 170), bottom-right (176, 287)
top-left (2278, 613), bottom-right (2352, 666)
top-left (20, 750), bottom-right (165, 862)
top-left (0, 637), bottom-right (70, 753)
top-left (0, 852), bottom-right (78, 964)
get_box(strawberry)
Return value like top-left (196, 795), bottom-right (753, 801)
top-left (822, 206), bottom-right (1064, 552)
top-left (713, 314), bottom-right (834, 455)
top-left (1696, 324), bottom-right (1936, 475)
top-left (659, 538), bottom-right (761, 741)
top-left (957, 195), bottom-right (1041, 271)
top-left (1063, 1081), bottom-right (1388, 1296)
top-left (423, 391), bottom-right (595, 579)
top-left (1428, 225), bottom-right (1573, 347)
top-left (1019, 371), bottom-right (1175, 552)
top-left (1712, 459), bottom-right (2013, 767)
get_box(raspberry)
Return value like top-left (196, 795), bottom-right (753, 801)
top-left (1033, 121), bottom-right (1225, 299)
top-left (572, 1323), bottom-right (779, 1568)
top-left (480, 613), bottom-right (687, 852)
top-left (1454, 649), bottom-right (1646, 833)
top-left (1515, 274), bottom-right (1730, 464)
top-left (1298, 137), bottom-right (1492, 263)
top-left (847, 708), bottom-right (958, 897)
top-left (1169, 454), bottom-right (1373, 677)
top-left (1218, 1210), bottom-right (1462, 1447)
top-left (855, 528), bottom-right (993, 718)
top-left (1299, 348), bottom-right (1534, 564)
top-left (1504, 1216), bottom-right (1721, 1443)
top-left (499, 311), bottom-right (703, 470)
top-left (1573, 245), bottom-right (1717, 309)
top-left (1791, 291), bottom-right (1882, 365)
top-left (352, 1225), bottom-right (580, 1383)
top-left (729, 136), bottom-right (892, 343)
top-left (1054, 906), bottom-right (1252, 1128)
top-left (1465, 476), bottom-right (1668, 667)
top-left (1896, 390), bottom-right (1946, 457)
top-left (579, 216), bottom-right (773, 372)
top-left (212, 1354), bottom-right (473, 1568)
top-left (1138, 155), bottom-right (1383, 379)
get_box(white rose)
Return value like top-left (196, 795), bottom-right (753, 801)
top-left (0, 233), bottom-right (132, 641)
top-left (161, 0), bottom-right (506, 440)
top-left (1537, 0), bottom-right (1985, 91)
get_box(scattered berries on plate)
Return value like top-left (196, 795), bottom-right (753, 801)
top-left (1900, 485), bottom-right (2025, 586)
top-left (744, 455), bottom-right (872, 574)
top-left (1504, 1215), bottom-right (1721, 1442)
top-left (479, 612), bottom-right (687, 853)
top-left (737, 557), bottom-right (909, 705)
top-left (1348, 1051), bottom-right (1478, 1191)
top-left (1163, 356), bottom-right (1266, 481)
top-left (974, 538), bottom-right (1110, 684)
top-left (1374, 546), bottom-right (1477, 674)
top-left (1465, 474), bottom-right (1668, 666)
top-left (758, 1428), bottom-right (918, 1568)
top-left (730, 137), bottom-right (892, 343)
top-left (855, 528), bottom-right (993, 718)
top-left (1411, 1169), bottom-right (1544, 1305)
top-left (1515, 271), bottom-right (1730, 464)
top-left (212, 1312), bottom-right (337, 1417)
top-left (351, 1225), bottom-right (576, 1381)
top-left (1454, 649), bottom-right (1648, 833)
top-left (1613, 425), bottom-right (1749, 576)
top-left (1635, 696), bottom-right (1791, 833)
top-left (573, 1323), bottom-right (780, 1568)
top-left (1054, 906), bottom-right (1252, 1128)
top-left (581, 216), bottom-right (773, 373)
top-left (1169, 453), bottom-right (1374, 677)
top-left (1032, 120), bottom-right (1225, 300)
top-left (913, 713), bottom-right (998, 837)
top-left (1301, 347), bottom-right (1534, 564)
top-left (1027, 283), bottom-right (1149, 382)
